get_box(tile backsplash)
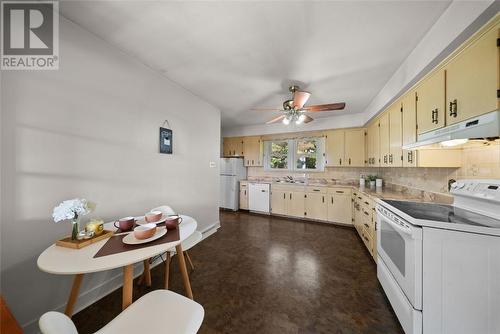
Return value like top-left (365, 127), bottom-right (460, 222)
top-left (248, 142), bottom-right (500, 196)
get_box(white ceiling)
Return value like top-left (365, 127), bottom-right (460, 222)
top-left (60, 1), bottom-right (452, 129)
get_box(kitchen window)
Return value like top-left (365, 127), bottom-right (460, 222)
top-left (264, 137), bottom-right (324, 172)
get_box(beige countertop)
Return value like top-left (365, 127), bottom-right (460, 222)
top-left (241, 179), bottom-right (453, 204)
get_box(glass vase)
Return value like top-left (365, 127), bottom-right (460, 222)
top-left (71, 216), bottom-right (81, 240)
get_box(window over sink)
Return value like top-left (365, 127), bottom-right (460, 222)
top-left (264, 137), bottom-right (325, 172)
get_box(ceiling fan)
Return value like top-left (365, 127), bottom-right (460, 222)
top-left (252, 85), bottom-right (346, 125)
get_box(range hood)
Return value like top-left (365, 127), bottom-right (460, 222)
top-left (402, 110), bottom-right (500, 150)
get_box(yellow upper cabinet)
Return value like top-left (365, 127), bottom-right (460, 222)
top-left (344, 129), bottom-right (366, 167)
top-left (243, 136), bottom-right (263, 166)
top-left (389, 103), bottom-right (403, 167)
top-left (366, 119), bottom-right (380, 167)
top-left (379, 113), bottom-right (390, 166)
top-left (325, 130), bottom-right (345, 167)
top-left (445, 22), bottom-right (499, 124)
top-left (401, 90), bottom-right (418, 167)
top-left (416, 69), bottom-right (446, 134)
top-left (223, 137), bottom-right (244, 157)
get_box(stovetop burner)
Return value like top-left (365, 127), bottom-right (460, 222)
top-left (383, 200), bottom-right (500, 228)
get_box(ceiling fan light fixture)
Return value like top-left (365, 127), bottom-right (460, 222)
top-left (296, 114), bottom-right (306, 125)
top-left (282, 117), bottom-right (290, 125)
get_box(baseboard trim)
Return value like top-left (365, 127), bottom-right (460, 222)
top-left (22, 221), bottom-right (221, 333)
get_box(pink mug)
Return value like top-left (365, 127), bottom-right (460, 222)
top-left (114, 217), bottom-right (135, 231)
top-left (165, 215), bottom-right (182, 230)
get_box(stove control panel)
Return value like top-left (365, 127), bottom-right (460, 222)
top-left (451, 179), bottom-right (500, 203)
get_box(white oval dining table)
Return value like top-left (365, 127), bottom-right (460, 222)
top-left (37, 215), bottom-right (197, 317)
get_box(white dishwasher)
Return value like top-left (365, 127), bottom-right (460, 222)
top-left (248, 183), bottom-right (270, 213)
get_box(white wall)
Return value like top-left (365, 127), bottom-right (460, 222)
top-left (0, 16), bottom-right (220, 332)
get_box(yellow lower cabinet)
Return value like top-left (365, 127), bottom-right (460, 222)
top-left (327, 189), bottom-right (352, 225)
top-left (239, 184), bottom-right (248, 210)
top-left (270, 186), bottom-right (287, 215)
top-left (288, 191), bottom-right (305, 218)
top-left (305, 192), bottom-right (328, 221)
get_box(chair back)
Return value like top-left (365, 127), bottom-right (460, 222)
top-left (39, 311), bottom-right (78, 334)
top-left (150, 205), bottom-right (175, 216)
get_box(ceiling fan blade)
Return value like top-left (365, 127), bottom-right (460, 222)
top-left (266, 115), bottom-right (285, 124)
top-left (251, 108), bottom-right (283, 112)
top-left (303, 102), bottom-right (346, 112)
top-left (303, 115), bottom-right (314, 123)
top-left (293, 91), bottom-right (311, 109)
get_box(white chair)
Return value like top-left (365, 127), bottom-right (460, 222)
top-left (164, 231), bottom-right (203, 289)
top-left (138, 205), bottom-right (177, 286)
top-left (151, 205), bottom-right (176, 216)
top-left (39, 290), bottom-right (204, 334)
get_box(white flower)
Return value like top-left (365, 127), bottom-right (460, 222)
top-left (52, 198), bottom-right (96, 223)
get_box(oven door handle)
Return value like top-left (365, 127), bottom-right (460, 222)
top-left (377, 207), bottom-right (413, 236)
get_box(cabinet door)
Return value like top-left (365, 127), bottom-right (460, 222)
top-left (239, 187), bottom-right (248, 210)
top-left (270, 189), bottom-right (287, 215)
top-left (402, 91), bottom-right (418, 167)
top-left (446, 24), bottom-right (499, 124)
top-left (223, 137), bottom-right (231, 156)
top-left (416, 69), bottom-right (446, 134)
top-left (305, 193), bottom-right (327, 221)
top-left (389, 104), bottom-right (403, 167)
top-left (325, 130), bottom-right (345, 166)
top-left (344, 129), bottom-right (366, 167)
top-left (243, 136), bottom-right (262, 166)
top-left (367, 120), bottom-right (380, 167)
top-left (328, 193), bottom-right (352, 224)
top-left (233, 137), bottom-right (244, 156)
top-left (379, 113), bottom-right (390, 166)
top-left (287, 191), bottom-right (305, 218)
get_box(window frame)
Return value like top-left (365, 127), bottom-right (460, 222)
top-left (263, 137), bottom-right (325, 172)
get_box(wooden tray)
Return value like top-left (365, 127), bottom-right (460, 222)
top-left (56, 230), bottom-right (114, 249)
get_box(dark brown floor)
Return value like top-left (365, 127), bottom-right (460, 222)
top-left (73, 211), bottom-right (403, 334)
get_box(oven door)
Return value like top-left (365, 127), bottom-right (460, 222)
top-left (376, 205), bottom-right (422, 310)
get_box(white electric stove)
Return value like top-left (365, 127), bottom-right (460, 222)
top-left (376, 179), bottom-right (500, 334)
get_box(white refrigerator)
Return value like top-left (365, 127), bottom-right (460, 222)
top-left (219, 158), bottom-right (247, 211)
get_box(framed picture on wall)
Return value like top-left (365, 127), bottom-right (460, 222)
top-left (159, 127), bottom-right (173, 154)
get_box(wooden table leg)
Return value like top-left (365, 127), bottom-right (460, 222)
top-left (176, 244), bottom-right (193, 299)
top-left (64, 274), bottom-right (84, 317)
top-left (185, 251), bottom-right (195, 271)
top-left (122, 265), bottom-right (134, 310)
top-left (143, 259), bottom-right (152, 287)
top-left (164, 252), bottom-right (171, 289)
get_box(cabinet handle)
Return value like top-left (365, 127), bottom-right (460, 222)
top-left (348, 158), bottom-right (351, 165)
top-left (339, 158), bottom-right (342, 165)
top-left (449, 99), bottom-right (457, 117)
top-left (389, 154), bottom-right (393, 164)
top-left (322, 196), bottom-right (325, 203)
top-left (244, 190), bottom-right (247, 195)
top-left (363, 236), bottom-right (370, 242)
top-left (283, 193), bottom-right (285, 199)
top-left (252, 159), bottom-right (254, 165)
top-left (364, 223), bottom-right (369, 228)
top-left (408, 151), bottom-right (413, 163)
top-left (363, 211), bottom-right (369, 216)
top-left (364, 201), bottom-right (369, 205)
top-left (383, 155), bottom-right (387, 164)
top-left (336, 190), bottom-right (344, 193)
top-left (331, 197), bottom-right (334, 204)
top-left (290, 193), bottom-right (292, 200)
top-left (431, 109), bottom-right (439, 124)
top-left (313, 189), bottom-right (320, 192)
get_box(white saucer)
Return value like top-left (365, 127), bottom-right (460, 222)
top-left (122, 228), bottom-right (167, 245)
top-left (135, 214), bottom-right (169, 226)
